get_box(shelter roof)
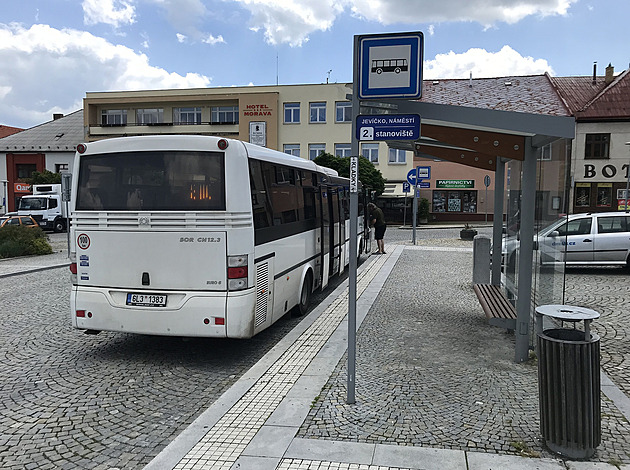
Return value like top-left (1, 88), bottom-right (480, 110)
top-left (0, 110), bottom-right (83, 152)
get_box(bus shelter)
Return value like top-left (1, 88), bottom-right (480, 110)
top-left (352, 99), bottom-right (575, 363)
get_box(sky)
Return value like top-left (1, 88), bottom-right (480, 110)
top-left (1, 0), bottom-right (628, 129)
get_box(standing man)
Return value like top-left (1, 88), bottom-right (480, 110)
top-left (368, 202), bottom-right (387, 254)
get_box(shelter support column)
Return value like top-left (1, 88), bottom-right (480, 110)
top-left (491, 158), bottom-right (505, 285)
top-left (515, 138), bottom-right (536, 363)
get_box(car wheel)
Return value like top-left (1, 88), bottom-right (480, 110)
top-left (293, 271), bottom-right (312, 317)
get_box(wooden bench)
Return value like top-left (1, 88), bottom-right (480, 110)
top-left (473, 283), bottom-right (517, 331)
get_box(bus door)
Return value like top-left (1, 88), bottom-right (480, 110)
top-left (320, 186), bottom-right (330, 289)
top-left (329, 187), bottom-right (341, 276)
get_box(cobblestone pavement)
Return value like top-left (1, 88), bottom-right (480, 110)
top-left (298, 236), bottom-right (630, 465)
top-left (0, 263), bottom-right (349, 469)
top-left (564, 266), bottom-right (630, 399)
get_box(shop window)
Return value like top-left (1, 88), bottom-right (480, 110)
top-left (596, 185), bottom-right (612, 207)
top-left (432, 190), bottom-right (477, 213)
top-left (575, 185), bottom-right (591, 207)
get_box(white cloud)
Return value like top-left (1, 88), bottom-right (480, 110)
top-left (234, 0), bottom-right (575, 46)
top-left (82, 0), bottom-right (136, 28)
top-left (176, 33), bottom-right (187, 43)
top-left (0, 23), bottom-right (211, 128)
top-left (423, 45), bottom-right (554, 79)
top-left (202, 34), bottom-right (226, 45)
top-left (233, 0), bottom-right (344, 46)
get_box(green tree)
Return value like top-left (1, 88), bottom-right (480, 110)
top-left (313, 152), bottom-right (385, 196)
top-left (24, 170), bottom-right (62, 185)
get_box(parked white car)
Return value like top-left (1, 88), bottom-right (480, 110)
top-left (502, 211), bottom-right (630, 269)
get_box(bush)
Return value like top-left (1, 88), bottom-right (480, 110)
top-left (0, 226), bottom-right (53, 258)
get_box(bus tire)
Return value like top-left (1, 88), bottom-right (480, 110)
top-left (294, 271), bottom-right (312, 317)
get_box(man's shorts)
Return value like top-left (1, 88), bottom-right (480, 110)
top-left (374, 225), bottom-right (386, 240)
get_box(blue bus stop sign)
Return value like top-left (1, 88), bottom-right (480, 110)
top-left (358, 32), bottom-right (424, 99)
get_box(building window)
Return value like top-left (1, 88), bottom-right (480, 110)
top-left (101, 109), bottom-right (127, 126)
top-left (284, 103), bottom-right (300, 124)
top-left (173, 107), bottom-right (201, 125)
top-left (361, 143), bottom-right (379, 163)
top-left (538, 144), bottom-right (552, 161)
top-left (55, 164), bottom-right (69, 173)
top-left (335, 144), bottom-right (352, 158)
top-left (388, 148), bottom-right (406, 164)
top-left (585, 133), bottom-right (610, 159)
top-left (284, 144), bottom-right (300, 158)
top-left (16, 164), bottom-right (37, 179)
top-left (309, 144), bottom-right (325, 160)
top-left (136, 108), bottom-right (163, 125)
top-left (211, 106), bottom-right (239, 124)
top-left (335, 102), bottom-right (351, 122)
top-left (310, 102), bottom-right (326, 123)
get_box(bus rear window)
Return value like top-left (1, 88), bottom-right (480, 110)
top-left (76, 151), bottom-right (225, 211)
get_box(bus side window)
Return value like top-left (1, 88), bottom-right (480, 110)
top-left (249, 160), bottom-right (273, 229)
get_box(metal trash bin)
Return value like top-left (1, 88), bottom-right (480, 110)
top-left (536, 305), bottom-right (601, 459)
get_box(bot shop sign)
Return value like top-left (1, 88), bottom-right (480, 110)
top-left (583, 163), bottom-right (630, 180)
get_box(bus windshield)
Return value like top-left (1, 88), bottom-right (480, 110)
top-left (75, 151), bottom-right (225, 211)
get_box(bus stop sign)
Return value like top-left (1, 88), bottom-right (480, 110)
top-left (358, 32), bottom-right (424, 99)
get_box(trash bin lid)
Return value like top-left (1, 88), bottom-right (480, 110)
top-left (535, 304), bottom-right (599, 322)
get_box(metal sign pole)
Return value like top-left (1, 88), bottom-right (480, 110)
top-left (412, 166), bottom-right (419, 244)
top-left (347, 35), bottom-right (360, 405)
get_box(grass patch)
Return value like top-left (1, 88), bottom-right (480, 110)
top-left (510, 441), bottom-right (541, 458)
top-left (0, 226), bottom-right (53, 258)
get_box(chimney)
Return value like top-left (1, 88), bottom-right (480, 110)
top-left (592, 62), bottom-right (597, 85)
top-left (605, 63), bottom-right (614, 84)
top-left (53, 113), bottom-right (63, 120)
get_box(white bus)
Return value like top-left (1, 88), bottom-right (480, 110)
top-left (69, 135), bottom-right (365, 338)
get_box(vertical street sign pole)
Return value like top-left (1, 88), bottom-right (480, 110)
top-left (347, 35), bottom-right (360, 405)
top-left (412, 165), bottom-right (419, 244)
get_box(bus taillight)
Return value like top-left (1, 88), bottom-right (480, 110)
top-left (70, 263), bottom-right (77, 274)
top-left (227, 255), bottom-right (248, 290)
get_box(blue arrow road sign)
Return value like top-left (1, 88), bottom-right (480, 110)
top-left (357, 114), bottom-right (420, 141)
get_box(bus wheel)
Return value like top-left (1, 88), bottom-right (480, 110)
top-left (294, 271), bottom-right (312, 317)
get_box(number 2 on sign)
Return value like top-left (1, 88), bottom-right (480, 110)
top-left (360, 127), bottom-right (374, 141)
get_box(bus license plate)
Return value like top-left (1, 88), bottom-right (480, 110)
top-left (126, 293), bottom-right (167, 307)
